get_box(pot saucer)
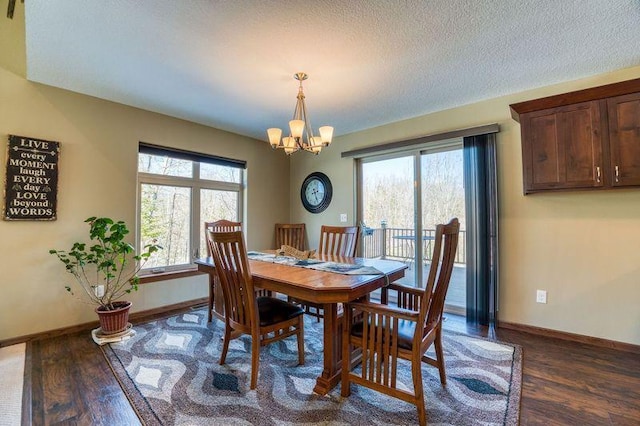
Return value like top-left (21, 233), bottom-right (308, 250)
top-left (94, 322), bottom-right (133, 339)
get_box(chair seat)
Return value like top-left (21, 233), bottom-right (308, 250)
top-left (350, 319), bottom-right (416, 351)
top-left (257, 297), bottom-right (304, 326)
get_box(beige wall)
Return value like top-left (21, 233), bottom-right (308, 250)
top-left (0, 3), bottom-right (290, 341)
top-left (291, 67), bottom-right (640, 346)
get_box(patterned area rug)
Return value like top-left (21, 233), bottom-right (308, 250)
top-left (102, 309), bottom-right (521, 425)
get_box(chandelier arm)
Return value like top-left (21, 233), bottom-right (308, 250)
top-left (296, 85), bottom-right (307, 151)
top-left (295, 78), bottom-right (307, 148)
top-left (287, 89), bottom-right (303, 153)
top-left (301, 97), bottom-right (315, 152)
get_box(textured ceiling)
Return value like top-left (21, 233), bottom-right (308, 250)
top-left (24, 0), bottom-right (640, 141)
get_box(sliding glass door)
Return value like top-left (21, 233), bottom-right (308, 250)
top-left (358, 142), bottom-right (466, 315)
top-left (360, 155), bottom-right (415, 287)
top-left (420, 148), bottom-right (466, 315)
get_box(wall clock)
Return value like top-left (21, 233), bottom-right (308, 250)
top-left (300, 172), bottom-right (332, 213)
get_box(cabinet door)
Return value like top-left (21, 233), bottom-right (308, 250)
top-left (608, 93), bottom-right (640, 187)
top-left (521, 101), bottom-right (603, 193)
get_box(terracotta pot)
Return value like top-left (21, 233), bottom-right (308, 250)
top-left (96, 301), bottom-right (132, 335)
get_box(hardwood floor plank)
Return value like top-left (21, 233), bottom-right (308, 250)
top-left (40, 335), bottom-right (88, 424)
top-left (522, 349), bottom-right (640, 393)
top-left (66, 332), bottom-right (141, 425)
top-left (522, 375), bottom-right (616, 421)
top-left (609, 411), bottom-right (640, 426)
top-left (30, 332), bottom-right (139, 426)
top-left (607, 398), bottom-right (640, 424)
top-left (520, 403), bottom-right (611, 426)
top-left (29, 340), bottom-right (45, 426)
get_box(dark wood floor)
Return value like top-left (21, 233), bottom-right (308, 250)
top-left (24, 310), bottom-right (640, 425)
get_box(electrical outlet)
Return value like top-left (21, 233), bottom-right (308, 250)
top-left (95, 285), bottom-right (105, 298)
top-left (536, 289), bottom-right (547, 304)
top-left (340, 213), bottom-right (348, 223)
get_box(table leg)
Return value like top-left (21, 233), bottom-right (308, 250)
top-left (198, 265), bottom-right (215, 323)
top-left (197, 263), bottom-right (225, 324)
top-left (313, 303), bottom-right (342, 395)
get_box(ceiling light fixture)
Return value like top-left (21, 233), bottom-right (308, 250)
top-left (267, 72), bottom-right (334, 155)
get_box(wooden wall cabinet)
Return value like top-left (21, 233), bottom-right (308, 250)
top-left (607, 92), bottom-right (640, 187)
top-left (510, 78), bottom-right (640, 194)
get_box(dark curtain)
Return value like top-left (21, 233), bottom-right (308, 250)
top-left (463, 134), bottom-right (498, 326)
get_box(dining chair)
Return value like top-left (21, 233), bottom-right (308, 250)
top-left (289, 225), bottom-right (360, 321)
top-left (340, 218), bottom-right (460, 426)
top-left (318, 225), bottom-right (359, 258)
top-left (204, 220), bottom-right (242, 256)
top-left (204, 219), bottom-right (272, 322)
top-left (208, 230), bottom-right (305, 390)
top-left (275, 223), bottom-right (306, 251)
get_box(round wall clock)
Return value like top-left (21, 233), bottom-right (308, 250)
top-left (300, 172), bottom-right (332, 213)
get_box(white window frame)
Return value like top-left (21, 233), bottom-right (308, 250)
top-left (137, 159), bottom-right (244, 275)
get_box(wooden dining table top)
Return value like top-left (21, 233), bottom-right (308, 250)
top-left (195, 253), bottom-right (407, 304)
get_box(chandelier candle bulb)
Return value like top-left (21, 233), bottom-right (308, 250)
top-left (319, 126), bottom-right (334, 146)
top-left (267, 128), bottom-right (282, 148)
top-left (289, 120), bottom-right (305, 138)
top-left (311, 137), bottom-right (323, 153)
top-left (283, 137), bottom-right (296, 154)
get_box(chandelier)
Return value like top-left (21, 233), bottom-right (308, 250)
top-left (267, 72), bottom-right (334, 155)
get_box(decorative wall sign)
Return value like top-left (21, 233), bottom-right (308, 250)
top-left (4, 135), bottom-right (60, 221)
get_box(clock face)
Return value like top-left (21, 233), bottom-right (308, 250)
top-left (301, 172), bottom-right (332, 213)
top-left (305, 179), bottom-right (325, 206)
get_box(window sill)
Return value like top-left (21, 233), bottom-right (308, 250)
top-left (139, 267), bottom-right (205, 284)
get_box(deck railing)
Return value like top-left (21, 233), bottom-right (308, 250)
top-left (361, 225), bottom-right (466, 265)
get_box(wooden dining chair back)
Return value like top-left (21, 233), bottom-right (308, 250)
top-left (290, 225), bottom-right (360, 321)
top-left (341, 218), bottom-right (460, 426)
top-left (203, 220), bottom-right (245, 323)
top-left (318, 225), bottom-right (359, 257)
top-left (204, 220), bottom-right (242, 256)
top-left (208, 230), bottom-right (305, 389)
top-left (204, 219), bottom-right (271, 322)
top-left (275, 223), bottom-right (306, 251)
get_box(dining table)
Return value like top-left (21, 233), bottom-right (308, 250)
top-left (195, 252), bottom-right (407, 395)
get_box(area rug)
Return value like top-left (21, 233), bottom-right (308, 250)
top-left (102, 309), bottom-right (521, 425)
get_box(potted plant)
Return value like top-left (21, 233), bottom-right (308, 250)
top-left (49, 216), bottom-right (161, 335)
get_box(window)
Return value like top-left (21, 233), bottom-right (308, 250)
top-left (137, 143), bottom-right (245, 273)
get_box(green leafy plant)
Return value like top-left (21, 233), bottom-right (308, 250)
top-left (49, 217), bottom-right (161, 310)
